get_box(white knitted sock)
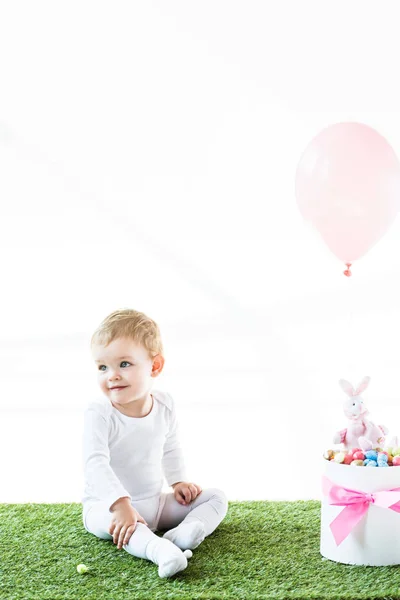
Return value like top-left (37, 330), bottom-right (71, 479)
top-left (145, 537), bottom-right (192, 578)
top-left (163, 519), bottom-right (206, 550)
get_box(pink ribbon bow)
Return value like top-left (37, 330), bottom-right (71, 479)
top-left (322, 475), bottom-right (400, 546)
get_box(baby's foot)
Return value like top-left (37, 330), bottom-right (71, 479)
top-left (163, 520), bottom-right (206, 550)
top-left (146, 537), bottom-right (189, 578)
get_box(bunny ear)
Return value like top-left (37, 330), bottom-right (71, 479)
top-left (354, 376), bottom-right (371, 396)
top-left (339, 379), bottom-right (355, 396)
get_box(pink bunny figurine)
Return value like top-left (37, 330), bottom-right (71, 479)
top-left (333, 376), bottom-right (389, 451)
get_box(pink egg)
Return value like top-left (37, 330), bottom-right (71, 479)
top-left (351, 448), bottom-right (362, 456)
top-left (392, 456), bottom-right (400, 466)
top-left (353, 451), bottom-right (365, 460)
top-left (343, 454), bottom-right (353, 465)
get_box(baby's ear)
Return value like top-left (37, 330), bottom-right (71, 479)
top-left (354, 376), bottom-right (371, 396)
top-left (339, 379), bottom-right (355, 396)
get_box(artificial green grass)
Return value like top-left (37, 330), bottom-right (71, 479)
top-left (1, 501), bottom-right (400, 600)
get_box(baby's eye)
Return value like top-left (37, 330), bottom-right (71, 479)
top-left (98, 361), bottom-right (131, 371)
top-left (352, 402), bottom-right (356, 406)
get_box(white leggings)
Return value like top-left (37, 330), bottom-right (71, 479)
top-left (83, 487), bottom-right (228, 560)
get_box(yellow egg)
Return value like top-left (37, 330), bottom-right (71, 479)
top-left (334, 451), bottom-right (346, 464)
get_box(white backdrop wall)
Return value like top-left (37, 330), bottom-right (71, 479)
top-left (1, 0), bottom-right (400, 502)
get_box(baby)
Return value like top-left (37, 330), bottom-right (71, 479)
top-left (82, 308), bottom-right (228, 578)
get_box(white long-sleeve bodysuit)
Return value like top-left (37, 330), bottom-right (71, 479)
top-left (81, 389), bottom-right (188, 523)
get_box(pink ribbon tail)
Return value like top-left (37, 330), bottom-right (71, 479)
top-left (329, 501), bottom-right (368, 546)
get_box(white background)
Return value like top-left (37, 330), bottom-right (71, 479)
top-left (1, 0), bottom-right (400, 503)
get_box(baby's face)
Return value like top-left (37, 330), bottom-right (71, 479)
top-left (92, 336), bottom-right (163, 407)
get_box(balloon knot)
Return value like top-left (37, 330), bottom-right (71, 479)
top-left (343, 263), bottom-right (352, 277)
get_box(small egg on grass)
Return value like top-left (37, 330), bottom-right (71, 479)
top-left (77, 564), bottom-right (89, 574)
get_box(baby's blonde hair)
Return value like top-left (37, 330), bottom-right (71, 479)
top-left (90, 308), bottom-right (164, 359)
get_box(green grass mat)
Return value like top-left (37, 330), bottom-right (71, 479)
top-left (1, 501), bottom-right (400, 599)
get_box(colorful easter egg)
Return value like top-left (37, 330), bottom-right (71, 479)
top-left (351, 448), bottom-right (362, 456)
top-left (365, 450), bottom-right (378, 461)
top-left (323, 449), bottom-right (334, 460)
top-left (334, 452), bottom-right (346, 464)
top-left (353, 451), bottom-right (365, 460)
top-left (343, 454), bottom-right (353, 465)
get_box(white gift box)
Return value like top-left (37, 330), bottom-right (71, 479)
top-left (320, 458), bottom-right (400, 566)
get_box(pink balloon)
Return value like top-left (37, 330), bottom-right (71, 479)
top-left (295, 122), bottom-right (400, 270)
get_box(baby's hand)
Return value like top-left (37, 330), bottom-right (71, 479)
top-left (172, 481), bottom-right (202, 505)
top-left (109, 499), bottom-right (148, 549)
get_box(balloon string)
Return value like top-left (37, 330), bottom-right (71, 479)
top-left (346, 270), bottom-right (355, 375)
